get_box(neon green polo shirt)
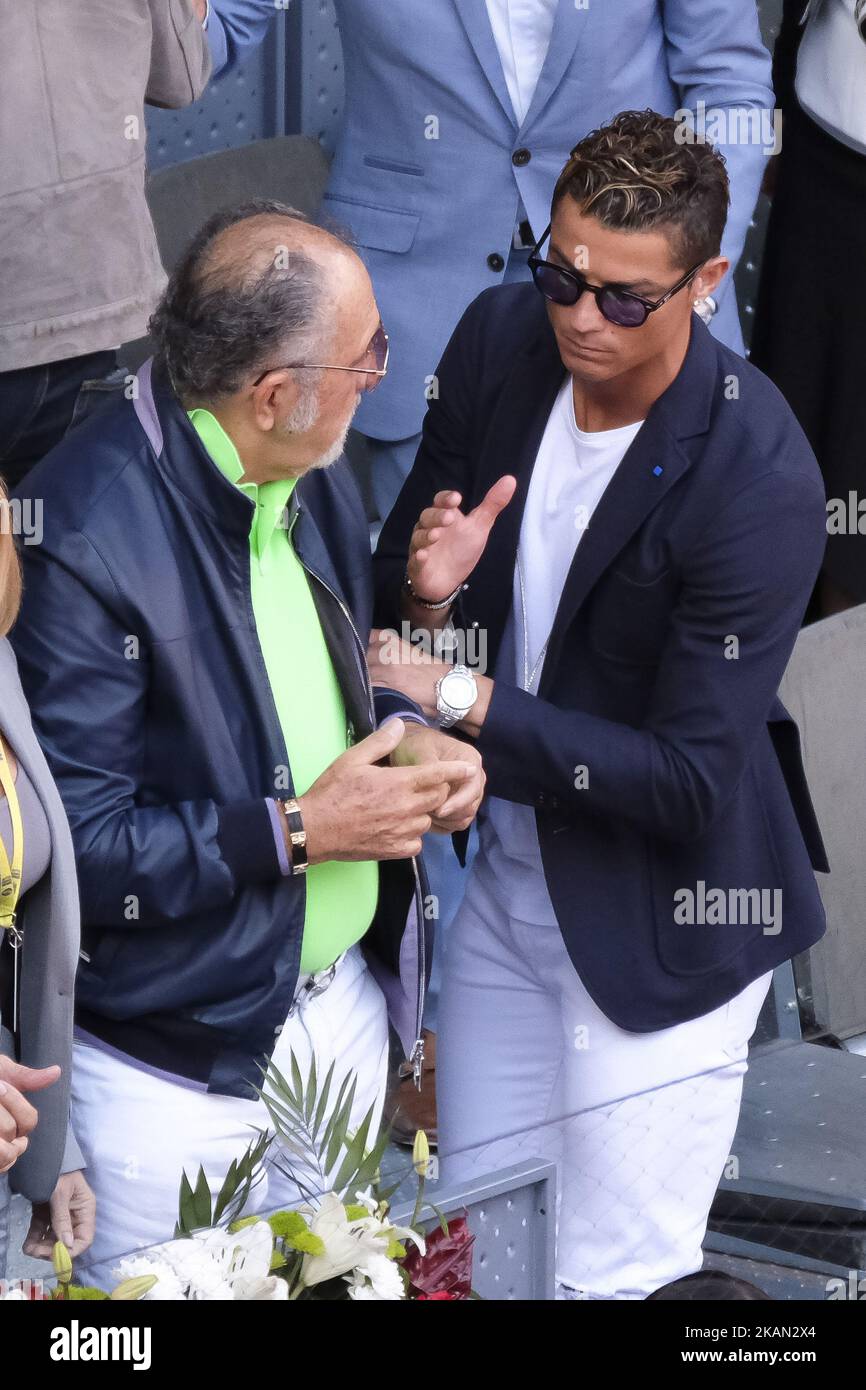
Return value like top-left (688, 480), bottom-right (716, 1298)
top-left (189, 409), bottom-right (378, 973)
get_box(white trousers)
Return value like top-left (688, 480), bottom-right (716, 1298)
top-left (437, 859), bottom-right (772, 1300)
top-left (71, 945), bottom-right (388, 1290)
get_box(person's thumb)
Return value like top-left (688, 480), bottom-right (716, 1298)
top-left (342, 718), bottom-right (405, 765)
top-left (470, 474), bottom-right (517, 533)
top-left (0, 1058), bottom-right (60, 1093)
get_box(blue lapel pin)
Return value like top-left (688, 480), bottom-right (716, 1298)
top-left (652, 465), bottom-right (664, 476)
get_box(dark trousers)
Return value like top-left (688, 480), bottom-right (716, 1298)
top-left (0, 351), bottom-right (119, 491)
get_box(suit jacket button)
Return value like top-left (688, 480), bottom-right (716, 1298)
top-left (487, 252), bottom-right (505, 272)
top-left (512, 148), bottom-right (531, 166)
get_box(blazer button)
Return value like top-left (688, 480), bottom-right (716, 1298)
top-left (487, 252), bottom-right (505, 272)
top-left (512, 148), bottom-right (531, 166)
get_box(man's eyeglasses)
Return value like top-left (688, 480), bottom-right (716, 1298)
top-left (528, 225), bottom-right (703, 329)
top-left (253, 323), bottom-right (389, 389)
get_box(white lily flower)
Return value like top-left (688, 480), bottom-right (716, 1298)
top-left (346, 1254), bottom-right (406, 1301)
top-left (352, 1189), bottom-right (380, 1217)
top-left (300, 1191), bottom-right (391, 1287)
top-left (385, 1221), bottom-right (426, 1257)
top-left (352, 1188), bottom-right (426, 1259)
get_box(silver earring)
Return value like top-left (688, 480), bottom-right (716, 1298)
top-left (693, 295), bottom-right (717, 325)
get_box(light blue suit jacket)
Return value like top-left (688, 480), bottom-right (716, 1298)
top-left (207, 1), bottom-right (774, 441)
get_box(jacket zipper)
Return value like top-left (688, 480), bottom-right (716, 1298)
top-left (297, 554), bottom-right (375, 727)
top-left (295, 537), bottom-right (427, 1077)
top-left (408, 857), bottom-right (427, 1089)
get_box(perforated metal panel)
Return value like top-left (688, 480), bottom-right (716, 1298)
top-left (389, 1157), bottom-right (558, 1301)
top-left (290, 0), bottom-right (344, 154)
top-left (145, 11), bottom-right (288, 171)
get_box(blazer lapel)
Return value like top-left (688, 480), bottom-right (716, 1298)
top-left (467, 322), bottom-right (566, 660)
top-left (537, 419), bottom-right (692, 696)
top-left (452, 0), bottom-right (518, 128)
top-left (538, 321), bottom-right (718, 694)
top-left (518, 0), bottom-right (591, 136)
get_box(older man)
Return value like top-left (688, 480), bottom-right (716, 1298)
top-left (11, 201), bottom-right (483, 1288)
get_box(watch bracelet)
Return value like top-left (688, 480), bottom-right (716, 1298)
top-left (279, 797), bottom-right (308, 876)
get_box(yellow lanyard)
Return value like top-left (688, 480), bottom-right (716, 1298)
top-left (0, 739), bottom-right (23, 931)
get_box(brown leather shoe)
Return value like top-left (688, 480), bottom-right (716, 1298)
top-left (384, 1028), bottom-right (438, 1148)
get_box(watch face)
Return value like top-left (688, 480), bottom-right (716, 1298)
top-left (441, 670), bottom-right (476, 710)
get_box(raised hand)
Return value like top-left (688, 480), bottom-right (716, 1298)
top-left (407, 475), bottom-right (517, 603)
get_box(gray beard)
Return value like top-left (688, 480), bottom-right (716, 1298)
top-left (290, 391), bottom-right (359, 472)
top-left (305, 419), bottom-right (352, 472)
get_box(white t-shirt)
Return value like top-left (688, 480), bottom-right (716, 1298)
top-left (484, 0), bottom-right (558, 124)
top-left (480, 378), bottom-right (644, 924)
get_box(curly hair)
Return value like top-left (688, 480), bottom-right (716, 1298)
top-left (552, 110), bottom-right (730, 267)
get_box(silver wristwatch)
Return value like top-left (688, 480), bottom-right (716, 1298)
top-left (435, 664), bottom-right (478, 729)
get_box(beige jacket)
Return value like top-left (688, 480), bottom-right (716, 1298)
top-left (0, 1), bottom-right (211, 371)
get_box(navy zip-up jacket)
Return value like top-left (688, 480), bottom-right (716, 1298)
top-left (11, 360), bottom-right (430, 1098)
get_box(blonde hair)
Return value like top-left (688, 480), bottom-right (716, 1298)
top-left (0, 484), bottom-right (23, 638)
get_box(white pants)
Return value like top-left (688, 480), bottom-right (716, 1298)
top-left (438, 860), bottom-right (772, 1300)
top-left (71, 945), bottom-right (388, 1290)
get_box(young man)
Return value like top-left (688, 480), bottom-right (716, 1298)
top-left (370, 112), bottom-right (829, 1299)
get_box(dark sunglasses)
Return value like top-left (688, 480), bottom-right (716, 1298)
top-left (253, 323), bottom-right (389, 389)
top-left (528, 225), bottom-right (703, 328)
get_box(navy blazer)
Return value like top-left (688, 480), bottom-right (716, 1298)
top-left (375, 286), bottom-right (829, 1031)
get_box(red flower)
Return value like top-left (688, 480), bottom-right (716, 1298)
top-left (402, 1215), bottom-right (474, 1300)
top-left (416, 1290), bottom-right (458, 1300)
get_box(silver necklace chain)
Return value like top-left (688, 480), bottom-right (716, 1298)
top-left (517, 551), bottom-right (553, 693)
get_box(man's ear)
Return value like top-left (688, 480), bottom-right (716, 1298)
top-left (250, 369), bottom-right (298, 432)
top-left (692, 256), bottom-right (729, 303)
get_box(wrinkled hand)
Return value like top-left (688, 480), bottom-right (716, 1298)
top-left (391, 724), bottom-right (485, 833)
top-left (23, 1170), bottom-right (96, 1260)
top-left (407, 477), bottom-right (516, 603)
top-left (0, 1056), bottom-right (60, 1174)
top-left (298, 719), bottom-right (473, 863)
